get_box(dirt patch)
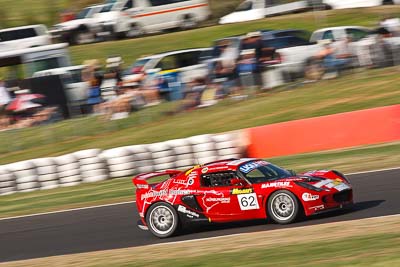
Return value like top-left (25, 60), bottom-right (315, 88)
top-left (2, 215), bottom-right (400, 267)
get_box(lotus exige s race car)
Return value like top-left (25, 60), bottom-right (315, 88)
top-left (132, 158), bottom-right (353, 238)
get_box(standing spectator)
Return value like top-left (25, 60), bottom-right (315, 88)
top-left (82, 59), bottom-right (104, 113)
top-left (237, 49), bottom-right (257, 96)
top-left (0, 78), bottom-right (11, 110)
top-left (213, 40), bottom-right (238, 97)
top-left (240, 31), bottom-right (263, 88)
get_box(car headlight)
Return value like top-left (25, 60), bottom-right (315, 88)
top-left (295, 181), bottom-right (324, 192)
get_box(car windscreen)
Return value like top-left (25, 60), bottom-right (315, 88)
top-left (263, 36), bottom-right (310, 49)
top-left (100, 2), bottom-right (115, 12)
top-left (76, 7), bottom-right (91, 19)
top-left (0, 28), bottom-right (37, 42)
top-left (235, 1), bottom-right (253, 12)
top-left (239, 161), bottom-right (292, 184)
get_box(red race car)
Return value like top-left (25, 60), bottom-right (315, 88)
top-left (133, 158), bottom-right (353, 238)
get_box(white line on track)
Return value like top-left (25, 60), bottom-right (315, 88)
top-left (1, 166), bottom-right (399, 222)
top-left (156, 213), bottom-right (400, 247)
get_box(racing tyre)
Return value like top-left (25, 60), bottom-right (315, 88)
top-left (146, 202), bottom-right (180, 238)
top-left (267, 190), bottom-right (300, 224)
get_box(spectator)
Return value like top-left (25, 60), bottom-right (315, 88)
top-left (240, 31), bottom-right (263, 87)
top-left (213, 39), bottom-right (238, 97)
top-left (316, 40), bottom-right (352, 79)
top-left (0, 78), bottom-right (11, 110)
top-left (237, 49), bottom-right (257, 96)
top-left (82, 60), bottom-right (104, 113)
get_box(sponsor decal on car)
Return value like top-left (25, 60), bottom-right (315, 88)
top-left (136, 184), bottom-right (149, 189)
top-left (261, 182), bottom-right (291, 188)
top-left (141, 189), bottom-right (196, 200)
top-left (202, 190), bottom-right (230, 212)
top-left (309, 204), bottom-right (324, 211)
top-left (177, 205), bottom-right (200, 218)
top-left (302, 193), bottom-right (320, 201)
top-left (237, 193), bottom-right (259, 210)
top-left (205, 197), bottom-right (230, 203)
top-left (201, 167), bottom-right (209, 173)
top-left (314, 179), bottom-right (350, 191)
top-left (173, 178), bottom-right (194, 187)
top-left (231, 188), bottom-right (253, 195)
top-left (239, 161), bottom-right (268, 174)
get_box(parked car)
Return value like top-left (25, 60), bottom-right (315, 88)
top-left (33, 65), bottom-right (89, 106)
top-left (51, 4), bottom-right (109, 45)
top-left (133, 158), bottom-right (353, 238)
top-left (0, 25), bottom-right (51, 53)
top-left (219, 0), bottom-right (324, 24)
top-left (94, 0), bottom-right (211, 39)
top-left (124, 48), bottom-right (212, 84)
top-left (310, 26), bottom-right (371, 43)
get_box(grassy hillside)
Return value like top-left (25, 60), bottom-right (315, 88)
top-left (1, 67), bottom-right (399, 164)
top-left (0, 0), bottom-right (241, 28)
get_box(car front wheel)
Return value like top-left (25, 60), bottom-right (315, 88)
top-left (146, 202), bottom-right (180, 238)
top-left (267, 190), bottom-right (300, 224)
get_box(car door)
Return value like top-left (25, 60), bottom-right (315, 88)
top-left (195, 171), bottom-right (260, 222)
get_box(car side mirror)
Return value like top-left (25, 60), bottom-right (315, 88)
top-left (230, 178), bottom-right (244, 186)
top-left (288, 170), bottom-right (296, 176)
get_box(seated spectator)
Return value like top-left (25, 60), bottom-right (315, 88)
top-left (316, 40), bottom-right (353, 78)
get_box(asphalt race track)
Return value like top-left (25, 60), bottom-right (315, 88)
top-left (1, 168), bottom-right (399, 263)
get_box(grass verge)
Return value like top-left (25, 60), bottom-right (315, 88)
top-left (2, 215), bottom-right (399, 266)
top-left (0, 141), bottom-right (398, 219)
top-left (1, 67), bottom-right (399, 164)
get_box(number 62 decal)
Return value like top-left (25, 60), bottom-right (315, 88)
top-left (237, 193), bottom-right (259, 210)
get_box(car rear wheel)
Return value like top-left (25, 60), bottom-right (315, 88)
top-left (146, 202), bottom-right (180, 238)
top-left (267, 190), bottom-right (300, 224)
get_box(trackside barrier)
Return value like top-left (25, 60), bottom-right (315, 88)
top-left (0, 132), bottom-right (245, 195)
top-left (246, 104), bottom-right (400, 158)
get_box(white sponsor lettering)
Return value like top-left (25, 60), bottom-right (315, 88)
top-left (136, 184), bottom-right (149, 189)
top-left (177, 205), bottom-right (200, 218)
top-left (309, 204), bottom-right (325, 211)
top-left (261, 182), bottom-right (291, 188)
top-left (334, 183), bottom-right (350, 191)
top-left (205, 197), bottom-right (230, 203)
top-left (302, 193), bottom-right (320, 201)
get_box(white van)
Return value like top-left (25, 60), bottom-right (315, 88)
top-left (95, 0), bottom-right (210, 38)
top-left (323, 0), bottom-right (400, 9)
top-left (219, 0), bottom-right (317, 25)
top-left (0, 25), bottom-right (51, 53)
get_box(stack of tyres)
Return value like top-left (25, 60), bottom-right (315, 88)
top-left (101, 147), bottom-right (136, 178)
top-left (32, 158), bottom-right (59, 190)
top-left (0, 165), bottom-right (16, 195)
top-left (188, 134), bottom-right (218, 165)
top-left (55, 154), bottom-right (82, 187)
top-left (166, 138), bottom-right (195, 169)
top-left (213, 133), bottom-right (243, 160)
top-left (7, 160), bottom-right (39, 192)
top-left (127, 145), bottom-right (154, 174)
top-left (148, 142), bottom-right (175, 171)
top-left (74, 149), bottom-right (109, 183)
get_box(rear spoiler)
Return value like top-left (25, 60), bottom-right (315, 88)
top-left (132, 170), bottom-right (182, 189)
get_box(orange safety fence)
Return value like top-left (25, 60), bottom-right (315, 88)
top-left (246, 105), bottom-right (400, 158)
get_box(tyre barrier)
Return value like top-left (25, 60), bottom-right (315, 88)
top-left (0, 165), bottom-right (16, 196)
top-left (54, 154), bottom-right (82, 187)
top-left (7, 160), bottom-right (39, 192)
top-left (32, 158), bottom-right (59, 190)
top-left (74, 149), bottom-right (109, 183)
top-left (0, 131), bottom-right (244, 194)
